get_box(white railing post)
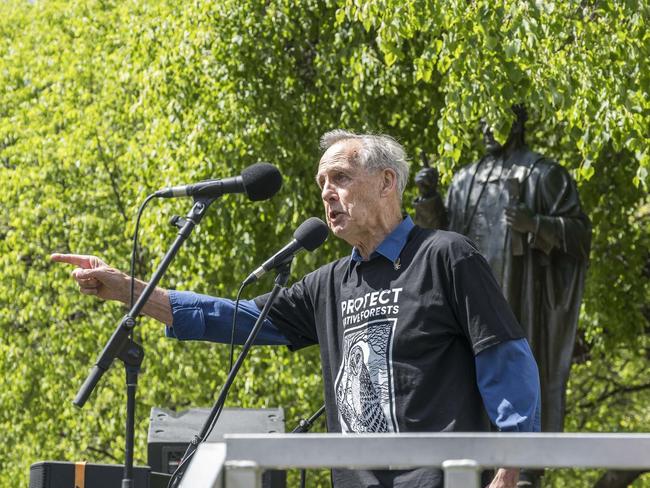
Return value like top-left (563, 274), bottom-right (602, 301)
top-left (177, 442), bottom-right (226, 488)
top-left (442, 459), bottom-right (480, 488)
top-left (225, 460), bottom-right (262, 488)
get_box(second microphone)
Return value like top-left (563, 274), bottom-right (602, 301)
top-left (243, 218), bottom-right (329, 286)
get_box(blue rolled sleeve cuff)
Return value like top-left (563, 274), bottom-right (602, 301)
top-left (166, 291), bottom-right (207, 340)
top-left (475, 338), bottom-right (541, 432)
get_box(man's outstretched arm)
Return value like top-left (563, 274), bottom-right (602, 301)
top-left (50, 253), bottom-right (289, 345)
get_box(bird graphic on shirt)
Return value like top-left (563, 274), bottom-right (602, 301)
top-left (338, 345), bottom-right (389, 433)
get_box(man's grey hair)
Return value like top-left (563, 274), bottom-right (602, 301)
top-left (319, 129), bottom-right (410, 199)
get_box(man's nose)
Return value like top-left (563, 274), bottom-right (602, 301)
top-left (321, 181), bottom-right (338, 202)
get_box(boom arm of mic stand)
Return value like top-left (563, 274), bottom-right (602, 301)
top-left (74, 196), bottom-right (217, 408)
top-left (171, 261), bottom-right (293, 487)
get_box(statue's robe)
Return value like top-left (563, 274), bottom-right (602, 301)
top-left (421, 146), bottom-right (591, 432)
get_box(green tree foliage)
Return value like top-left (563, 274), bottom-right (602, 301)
top-left (0, 0), bottom-right (647, 486)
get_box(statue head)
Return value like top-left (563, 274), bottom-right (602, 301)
top-left (480, 104), bottom-right (528, 156)
top-left (505, 104), bottom-right (528, 150)
top-left (480, 120), bottom-right (504, 155)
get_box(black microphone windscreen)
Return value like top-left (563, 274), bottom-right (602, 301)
top-left (294, 217), bottom-right (329, 251)
top-left (241, 163), bottom-right (283, 201)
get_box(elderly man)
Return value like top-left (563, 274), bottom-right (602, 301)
top-left (53, 130), bottom-right (540, 488)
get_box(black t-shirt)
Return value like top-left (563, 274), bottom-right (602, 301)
top-left (254, 227), bottom-right (524, 487)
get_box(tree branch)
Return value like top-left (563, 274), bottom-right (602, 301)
top-left (575, 382), bottom-right (650, 411)
top-left (86, 445), bottom-right (120, 463)
top-left (95, 135), bottom-right (128, 223)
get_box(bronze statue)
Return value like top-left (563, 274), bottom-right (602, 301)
top-left (414, 106), bottom-right (592, 485)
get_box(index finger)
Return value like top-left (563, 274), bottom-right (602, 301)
top-left (50, 253), bottom-right (95, 268)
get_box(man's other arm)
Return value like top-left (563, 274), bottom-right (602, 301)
top-left (475, 337), bottom-right (541, 432)
top-left (475, 338), bottom-right (541, 488)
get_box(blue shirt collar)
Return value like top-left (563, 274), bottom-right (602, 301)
top-left (350, 215), bottom-right (415, 263)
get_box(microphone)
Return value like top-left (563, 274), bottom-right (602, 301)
top-left (154, 162), bottom-right (282, 201)
top-left (243, 217), bottom-right (329, 286)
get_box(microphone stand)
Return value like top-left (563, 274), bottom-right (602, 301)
top-left (292, 404), bottom-right (326, 488)
top-left (73, 195), bottom-right (217, 488)
top-left (170, 260), bottom-right (293, 487)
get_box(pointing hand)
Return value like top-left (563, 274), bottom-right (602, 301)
top-left (50, 253), bottom-right (129, 303)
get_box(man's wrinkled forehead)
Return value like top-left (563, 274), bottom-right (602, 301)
top-left (318, 139), bottom-right (363, 170)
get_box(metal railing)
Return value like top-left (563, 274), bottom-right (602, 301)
top-left (178, 432), bottom-right (650, 488)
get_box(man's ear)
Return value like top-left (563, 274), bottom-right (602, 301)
top-left (380, 168), bottom-right (398, 197)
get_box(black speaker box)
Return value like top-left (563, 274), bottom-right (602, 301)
top-left (147, 407), bottom-right (286, 487)
top-left (29, 461), bottom-right (170, 488)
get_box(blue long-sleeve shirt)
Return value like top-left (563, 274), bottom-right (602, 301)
top-left (166, 216), bottom-right (541, 433)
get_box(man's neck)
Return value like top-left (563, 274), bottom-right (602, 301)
top-left (352, 212), bottom-right (403, 260)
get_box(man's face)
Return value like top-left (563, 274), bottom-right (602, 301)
top-left (316, 141), bottom-right (385, 244)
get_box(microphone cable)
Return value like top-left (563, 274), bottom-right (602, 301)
top-left (201, 282), bottom-right (246, 441)
top-left (200, 280), bottom-right (246, 444)
top-left (124, 192), bottom-right (157, 366)
top-left (229, 283), bottom-right (246, 371)
top-left (129, 193), bottom-right (157, 309)
top-left (166, 276), bottom-right (250, 488)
